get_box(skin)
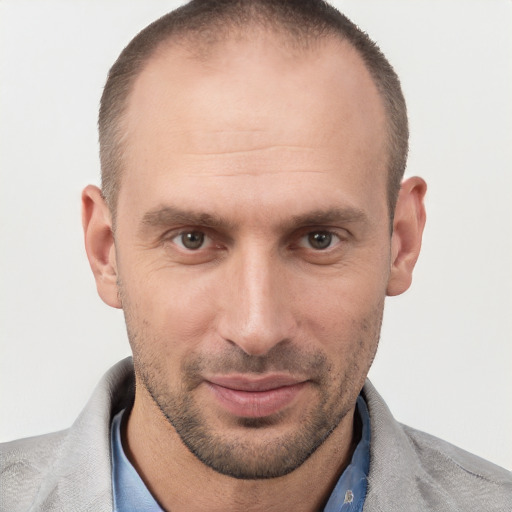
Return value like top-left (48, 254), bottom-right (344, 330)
top-left (82, 31), bottom-right (426, 512)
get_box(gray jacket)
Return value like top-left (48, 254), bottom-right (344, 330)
top-left (1, 358), bottom-right (511, 511)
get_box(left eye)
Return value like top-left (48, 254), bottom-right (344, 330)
top-left (299, 231), bottom-right (340, 250)
top-left (172, 231), bottom-right (211, 250)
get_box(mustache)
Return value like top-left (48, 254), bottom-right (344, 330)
top-left (181, 342), bottom-right (330, 384)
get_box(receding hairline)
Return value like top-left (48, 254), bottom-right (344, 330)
top-left (122, 27), bottom-right (384, 135)
top-left (99, 2), bottom-right (408, 223)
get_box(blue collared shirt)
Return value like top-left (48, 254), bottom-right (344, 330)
top-left (111, 395), bottom-right (370, 512)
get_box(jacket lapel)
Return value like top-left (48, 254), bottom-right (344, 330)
top-left (363, 380), bottom-right (455, 512)
top-left (28, 358), bottom-right (134, 512)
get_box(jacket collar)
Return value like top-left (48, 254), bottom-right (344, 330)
top-left (29, 358), bottom-right (134, 512)
top-left (362, 380), bottom-right (443, 512)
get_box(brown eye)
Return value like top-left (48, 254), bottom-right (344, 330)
top-left (175, 231), bottom-right (206, 250)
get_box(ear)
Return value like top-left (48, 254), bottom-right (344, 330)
top-left (82, 185), bottom-right (121, 308)
top-left (386, 176), bottom-right (427, 296)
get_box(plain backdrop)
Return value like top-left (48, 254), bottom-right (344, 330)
top-left (1, 0), bottom-right (511, 470)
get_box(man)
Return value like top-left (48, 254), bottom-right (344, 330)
top-left (1, 0), bottom-right (510, 511)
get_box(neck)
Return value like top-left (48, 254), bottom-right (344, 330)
top-left (124, 388), bottom-right (358, 512)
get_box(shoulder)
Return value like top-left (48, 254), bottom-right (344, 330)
top-left (0, 358), bottom-right (135, 512)
top-left (363, 381), bottom-right (512, 511)
top-left (0, 430), bottom-right (69, 512)
top-left (402, 423), bottom-right (512, 488)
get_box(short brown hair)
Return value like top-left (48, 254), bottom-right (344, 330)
top-left (99, 0), bottom-right (408, 219)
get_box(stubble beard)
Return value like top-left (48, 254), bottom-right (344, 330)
top-left (122, 298), bottom-right (382, 480)
top-left (134, 348), bottom-right (355, 479)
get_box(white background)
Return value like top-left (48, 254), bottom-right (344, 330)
top-left (1, 1), bottom-right (511, 469)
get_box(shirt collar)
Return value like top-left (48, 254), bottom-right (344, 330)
top-left (111, 409), bottom-right (164, 512)
top-left (323, 395), bottom-right (371, 511)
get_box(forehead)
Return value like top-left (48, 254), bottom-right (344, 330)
top-left (118, 32), bottom-right (389, 224)
top-left (126, 33), bottom-right (386, 149)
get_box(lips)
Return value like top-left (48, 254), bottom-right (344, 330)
top-left (205, 375), bottom-right (308, 418)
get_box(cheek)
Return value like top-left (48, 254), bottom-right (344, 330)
top-left (120, 261), bottom-right (220, 357)
top-left (294, 266), bottom-right (386, 352)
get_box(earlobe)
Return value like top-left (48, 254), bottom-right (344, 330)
top-left (82, 185), bottom-right (122, 308)
top-left (386, 177), bottom-right (427, 297)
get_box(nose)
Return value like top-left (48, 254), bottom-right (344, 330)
top-left (217, 244), bottom-right (297, 356)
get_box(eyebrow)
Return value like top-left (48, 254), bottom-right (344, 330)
top-left (288, 207), bottom-right (368, 227)
top-left (140, 206), bottom-right (234, 232)
top-left (139, 205), bottom-right (368, 234)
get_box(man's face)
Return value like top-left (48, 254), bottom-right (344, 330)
top-left (114, 34), bottom-right (391, 478)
